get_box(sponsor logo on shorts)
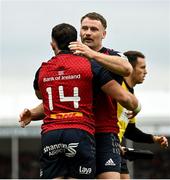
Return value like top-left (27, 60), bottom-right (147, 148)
top-left (40, 169), bottom-right (43, 177)
top-left (66, 143), bottom-right (79, 157)
top-left (105, 158), bottom-right (116, 166)
top-left (79, 166), bottom-right (92, 174)
top-left (43, 142), bottom-right (79, 157)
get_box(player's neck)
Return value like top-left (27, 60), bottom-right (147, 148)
top-left (54, 49), bottom-right (61, 56)
top-left (94, 44), bottom-right (103, 52)
top-left (124, 76), bottom-right (136, 88)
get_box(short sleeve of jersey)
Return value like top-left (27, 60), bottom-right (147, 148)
top-left (99, 48), bottom-right (124, 84)
top-left (33, 67), bottom-right (41, 90)
top-left (100, 47), bottom-right (128, 60)
top-left (91, 60), bottom-right (114, 91)
top-left (112, 51), bottom-right (128, 61)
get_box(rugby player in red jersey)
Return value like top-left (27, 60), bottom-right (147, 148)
top-left (69, 12), bottom-right (133, 179)
top-left (19, 13), bottom-right (141, 179)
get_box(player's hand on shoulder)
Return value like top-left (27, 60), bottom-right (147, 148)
top-left (19, 108), bottom-right (32, 128)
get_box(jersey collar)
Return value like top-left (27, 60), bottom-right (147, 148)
top-left (123, 79), bottom-right (134, 93)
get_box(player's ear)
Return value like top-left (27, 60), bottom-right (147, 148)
top-left (102, 30), bottom-right (106, 39)
top-left (50, 42), bottom-right (55, 51)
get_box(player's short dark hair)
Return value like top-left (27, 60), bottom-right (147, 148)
top-left (52, 23), bottom-right (77, 50)
top-left (124, 51), bottom-right (145, 67)
top-left (81, 12), bottom-right (107, 29)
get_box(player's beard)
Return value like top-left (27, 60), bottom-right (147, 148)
top-left (82, 38), bottom-right (94, 48)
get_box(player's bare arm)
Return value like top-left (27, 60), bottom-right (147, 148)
top-left (101, 79), bottom-right (141, 115)
top-left (69, 41), bottom-right (132, 77)
top-left (19, 103), bottom-right (45, 128)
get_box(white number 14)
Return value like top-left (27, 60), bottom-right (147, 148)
top-left (46, 86), bottom-right (80, 110)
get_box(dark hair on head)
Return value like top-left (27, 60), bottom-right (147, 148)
top-left (124, 51), bottom-right (145, 67)
top-left (81, 12), bottom-right (107, 29)
top-left (52, 23), bottom-right (77, 50)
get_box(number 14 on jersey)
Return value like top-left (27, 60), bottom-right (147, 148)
top-left (46, 86), bottom-right (81, 110)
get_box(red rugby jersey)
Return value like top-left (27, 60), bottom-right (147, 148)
top-left (36, 52), bottom-right (94, 135)
top-left (95, 47), bottom-right (123, 134)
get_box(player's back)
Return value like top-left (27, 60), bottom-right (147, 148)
top-left (38, 51), bottom-right (94, 134)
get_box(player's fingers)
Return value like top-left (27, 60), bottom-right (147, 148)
top-left (19, 109), bottom-right (30, 124)
top-left (161, 143), bottom-right (168, 148)
top-left (160, 136), bottom-right (168, 143)
top-left (20, 121), bottom-right (25, 128)
top-left (19, 114), bottom-right (22, 122)
top-left (160, 140), bottom-right (168, 148)
top-left (68, 44), bottom-right (77, 48)
top-left (162, 136), bottom-right (168, 142)
top-left (19, 111), bottom-right (25, 122)
top-left (127, 112), bottom-right (136, 119)
top-left (163, 138), bottom-right (168, 147)
top-left (69, 44), bottom-right (83, 51)
top-left (125, 111), bottom-right (132, 115)
top-left (73, 50), bottom-right (82, 54)
top-left (69, 41), bottom-right (79, 45)
top-left (24, 108), bottom-right (30, 114)
top-left (126, 111), bottom-right (135, 118)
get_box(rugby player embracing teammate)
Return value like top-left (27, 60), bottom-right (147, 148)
top-left (19, 13), bottom-right (141, 179)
